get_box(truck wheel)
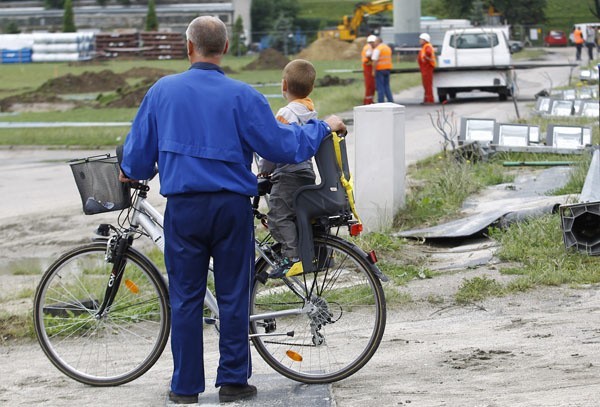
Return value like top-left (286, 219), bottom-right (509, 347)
top-left (449, 91), bottom-right (457, 100)
top-left (499, 92), bottom-right (508, 101)
top-left (437, 89), bottom-right (448, 103)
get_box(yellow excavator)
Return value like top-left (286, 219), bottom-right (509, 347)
top-left (318, 0), bottom-right (393, 41)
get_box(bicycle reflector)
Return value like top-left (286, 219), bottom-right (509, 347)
top-left (286, 350), bottom-right (303, 362)
top-left (125, 279), bottom-right (139, 294)
top-left (349, 223), bottom-right (363, 236)
top-left (367, 250), bottom-right (378, 264)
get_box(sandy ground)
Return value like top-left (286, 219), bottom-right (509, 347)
top-left (2, 46), bottom-right (599, 406)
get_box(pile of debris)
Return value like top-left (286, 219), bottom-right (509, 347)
top-left (37, 70), bottom-right (127, 94)
top-left (244, 48), bottom-right (290, 70)
top-left (297, 37), bottom-right (365, 61)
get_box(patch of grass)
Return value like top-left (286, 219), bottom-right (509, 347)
top-left (9, 259), bottom-right (43, 276)
top-left (0, 312), bottom-right (34, 341)
top-left (379, 261), bottom-right (434, 286)
top-left (395, 156), bottom-right (512, 229)
top-left (489, 214), bottom-right (600, 288)
top-left (455, 275), bottom-right (505, 304)
top-left (382, 286), bottom-right (413, 305)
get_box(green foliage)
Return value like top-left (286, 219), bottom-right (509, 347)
top-left (231, 15), bottom-right (248, 57)
top-left (62, 0), bottom-right (76, 33)
top-left (251, 0), bottom-right (300, 41)
top-left (3, 21), bottom-right (21, 34)
top-left (145, 0), bottom-right (158, 31)
top-left (493, 0), bottom-right (548, 26)
top-left (455, 276), bottom-right (505, 304)
top-left (395, 157), bottom-right (511, 229)
top-left (469, 0), bottom-right (486, 26)
top-left (489, 215), bottom-right (600, 288)
top-left (45, 0), bottom-right (64, 10)
top-left (0, 312), bottom-right (34, 340)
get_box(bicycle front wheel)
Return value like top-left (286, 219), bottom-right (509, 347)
top-left (33, 243), bottom-right (170, 386)
top-left (250, 234), bottom-right (386, 383)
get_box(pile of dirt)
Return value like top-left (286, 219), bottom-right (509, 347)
top-left (121, 67), bottom-right (176, 79)
top-left (37, 70), bottom-right (127, 94)
top-left (297, 37), bottom-right (364, 61)
top-left (103, 77), bottom-right (155, 108)
top-left (316, 74), bottom-right (356, 87)
top-left (0, 91), bottom-right (64, 112)
top-left (244, 48), bottom-right (290, 70)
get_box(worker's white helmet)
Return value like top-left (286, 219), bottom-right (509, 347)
top-left (419, 33), bottom-right (431, 42)
top-left (367, 35), bottom-right (377, 43)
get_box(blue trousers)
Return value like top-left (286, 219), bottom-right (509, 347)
top-left (164, 191), bottom-right (254, 395)
top-left (375, 70), bottom-right (394, 103)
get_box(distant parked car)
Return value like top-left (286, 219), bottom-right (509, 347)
top-left (544, 30), bottom-right (568, 47)
top-left (508, 40), bottom-right (523, 53)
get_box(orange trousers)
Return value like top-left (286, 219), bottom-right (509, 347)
top-left (420, 66), bottom-right (434, 103)
top-left (363, 66), bottom-right (375, 105)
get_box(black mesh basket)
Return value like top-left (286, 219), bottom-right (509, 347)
top-left (70, 154), bottom-right (131, 215)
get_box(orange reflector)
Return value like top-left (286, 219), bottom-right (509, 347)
top-left (125, 279), bottom-right (139, 294)
top-left (349, 223), bottom-right (363, 236)
top-left (286, 350), bottom-right (303, 362)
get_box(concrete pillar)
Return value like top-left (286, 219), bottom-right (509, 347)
top-left (353, 103), bottom-right (406, 232)
top-left (393, 0), bottom-right (421, 47)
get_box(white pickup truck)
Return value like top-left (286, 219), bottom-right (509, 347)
top-left (434, 27), bottom-right (515, 102)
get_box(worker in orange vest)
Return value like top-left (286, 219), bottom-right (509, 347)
top-left (371, 36), bottom-right (394, 103)
top-left (361, 35), bottom-right (377, 104)
top-left (418, 33), bottom-right (436, 104)
top-left (573, 26), bottom-right (584, 61)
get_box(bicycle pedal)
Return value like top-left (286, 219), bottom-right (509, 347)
top-left (255, 270), bottom-right (269, 284)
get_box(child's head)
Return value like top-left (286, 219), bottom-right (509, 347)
top-left (281, 59), bottom-right (316, 100)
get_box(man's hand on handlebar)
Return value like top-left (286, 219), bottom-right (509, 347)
top-left (119, 169), bottom-right (138, 184)
top-left (324, 115), bottom-right (347, 135)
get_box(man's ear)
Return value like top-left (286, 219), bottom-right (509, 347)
top-left (223, 39), bottom-right (229, 55)
top-left (187, 40), bottom-right (194, 57)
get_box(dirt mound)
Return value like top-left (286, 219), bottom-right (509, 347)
top-left (121, 67), bottom-right (176, 79)
top-left (244, 48), bottom-right (290, 70)
top-left (297, 37), bottom-right (364, 61)
top-left (37, 70), bottom-right (127, 94)
top-left (103, 77), bottom-right (155, 108)
top-left (316, 74), bottom-right (356, 87)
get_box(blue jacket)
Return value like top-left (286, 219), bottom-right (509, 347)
top-left (121, 62), bottom-right (330, 197)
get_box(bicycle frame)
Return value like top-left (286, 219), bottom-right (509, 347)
top-left (122, 181), bottom-right (308, 333)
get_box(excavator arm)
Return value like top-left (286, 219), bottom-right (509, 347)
top-left (319, 0), bottom-right (393, 41)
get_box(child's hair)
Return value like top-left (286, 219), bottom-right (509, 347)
top-left (283, 59), bottom-right (316, 98)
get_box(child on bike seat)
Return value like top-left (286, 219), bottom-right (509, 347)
top-left (258, 59), bottom-right (318, 278)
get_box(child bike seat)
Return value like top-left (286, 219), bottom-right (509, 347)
top-left (293, 133), bottom-right (353, 273)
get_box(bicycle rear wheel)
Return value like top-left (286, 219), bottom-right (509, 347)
top-left (33, 243), bottom-right (170, 386)
top-left (250, 234), bottom-right (386, 383)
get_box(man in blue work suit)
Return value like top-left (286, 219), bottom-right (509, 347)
top-left (119, 16), bottom-right (346, 405)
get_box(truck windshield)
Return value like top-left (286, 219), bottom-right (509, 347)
top-left (449, 33), bottom-right (499, 49)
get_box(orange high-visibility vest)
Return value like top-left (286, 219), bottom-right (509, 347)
top-left (574, 29), bottom-right (584, 44)
top-left (418, 42), bottom-right (436, 68)
top-left (361, 44), bottom-right (372, 67)
top-left (374, 43), bottom-right (392, 70)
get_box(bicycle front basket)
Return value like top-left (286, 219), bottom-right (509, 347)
top-left (70, 154), bottom-right (131, 215)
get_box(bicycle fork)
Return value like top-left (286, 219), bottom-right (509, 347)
top-left (95, 233), bottom-right (132, 319)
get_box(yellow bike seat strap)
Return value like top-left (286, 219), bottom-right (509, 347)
top-left (332, 132), bottom-right (362, 224)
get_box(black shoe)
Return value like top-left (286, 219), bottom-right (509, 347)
top-left (218, 384), bottom-right (257, 403)
top-left (168, 391), bottom-right (198, 404)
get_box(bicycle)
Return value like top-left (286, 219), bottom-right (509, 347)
top-left (33, 133), bottom-right (388, 387)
